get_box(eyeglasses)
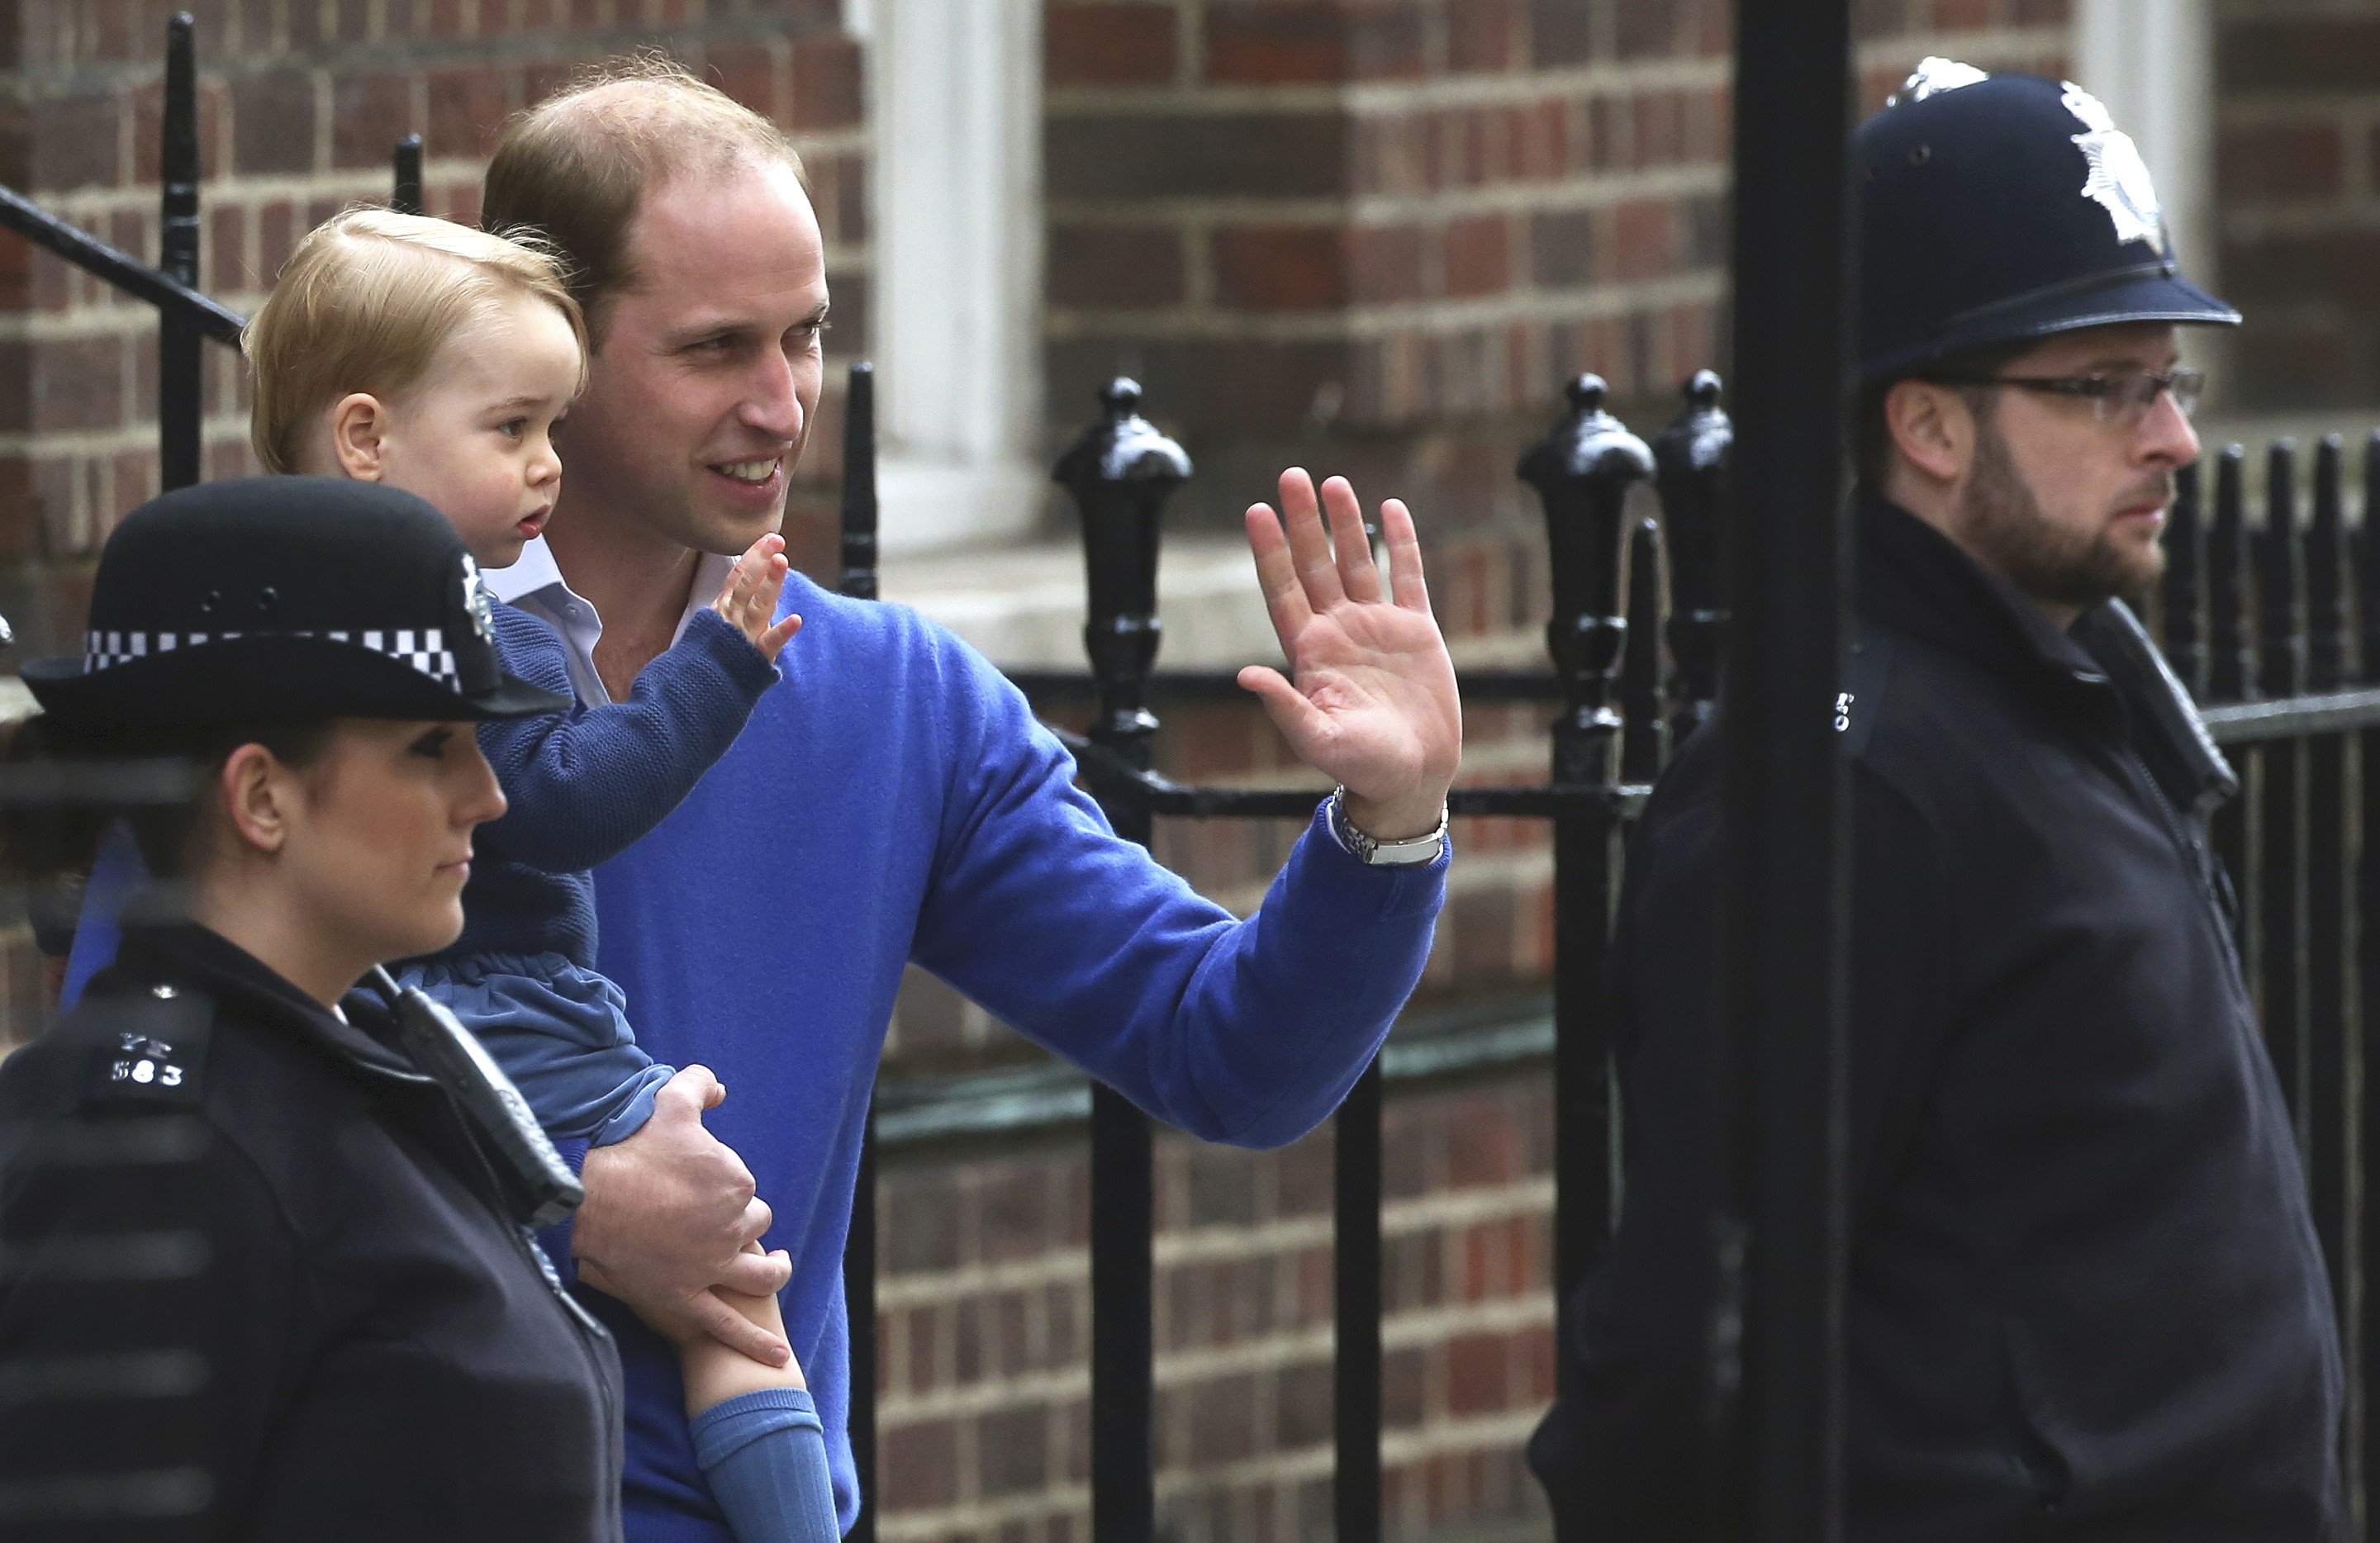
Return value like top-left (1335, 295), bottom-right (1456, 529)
top-left (1926, 367), bottom-right (2207, 426)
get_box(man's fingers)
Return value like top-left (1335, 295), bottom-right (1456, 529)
top-left (1238, 665), bottom-right (1333, 750)
top-left (737, 1194), bottom-right (775, 1247)
top-left (1275, 468), bottom-right (1347, 611)
top-left (1380, 499), bottom-right (1433, 614)
top-left (656, 1063), bottom-right (725, 1118)
top-left (1320, 476), bottom-right (1383, 604)
top-left (1245, 506), bottom-right (1317, 642)
top-left (689, 1291), bottom-right (791, 1366)
top-left (720, 1246), bottom-right (794, 1298)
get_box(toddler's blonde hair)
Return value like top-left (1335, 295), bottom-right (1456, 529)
top-left (244, 207), bottom-right (589, 475)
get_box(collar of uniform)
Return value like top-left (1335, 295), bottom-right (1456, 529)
top-left (1854, 487), bottom-right (2116, 701)
top-left (105, 922), bottom-right (422, 1084)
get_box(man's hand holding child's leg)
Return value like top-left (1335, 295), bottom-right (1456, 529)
top-left (575, 1064), bottom-right (794, 1365)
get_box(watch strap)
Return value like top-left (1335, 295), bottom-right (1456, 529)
top-left (1328, 786), bottom-right (1448, 866)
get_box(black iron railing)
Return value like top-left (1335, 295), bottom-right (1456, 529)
top-left (12, 10), bottom-right (2380, 1543)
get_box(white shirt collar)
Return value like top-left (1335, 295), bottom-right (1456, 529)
top-left (486, 535), bottom-right (736, 707)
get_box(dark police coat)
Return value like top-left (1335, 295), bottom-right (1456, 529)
top-left (1529, 492), bottom-right (2343, 1540)
top-left (0, 922), bottom-right (625, 1541)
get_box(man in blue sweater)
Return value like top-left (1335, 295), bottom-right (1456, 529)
top-left (478, 59), bottom-right (1461, 1539)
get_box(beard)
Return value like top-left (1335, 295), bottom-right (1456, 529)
top-left (1954, 415), bottom-right (2169, 611)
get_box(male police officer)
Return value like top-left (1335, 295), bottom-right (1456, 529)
top-left (1528, 62), bottom-right (2344, 1539)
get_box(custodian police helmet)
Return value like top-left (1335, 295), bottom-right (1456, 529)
top-left (21, 477), bottom-right (570, 727)
top-left (1856, 58), bottom-right (2240, 382)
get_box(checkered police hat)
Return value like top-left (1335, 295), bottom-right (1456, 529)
top-left (21, 477), bottom-right (570, 727)
top-left (1856, 61), bottom-right (2239, 382)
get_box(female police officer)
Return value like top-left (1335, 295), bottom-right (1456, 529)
top-left (0, 476), bottom-right (622, 1540)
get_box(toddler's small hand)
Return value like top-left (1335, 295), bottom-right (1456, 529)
top-left (710, 534), bottom-right (803, 662)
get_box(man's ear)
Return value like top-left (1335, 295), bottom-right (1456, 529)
top-left (1883, 378), bottom-right (1974, 487)
top-left (327, 393), bottom-right (392, 482)
top-left (218, 743), bottom-right (294, 857)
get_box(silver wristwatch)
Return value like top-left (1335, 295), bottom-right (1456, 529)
top-left (1327, 786), bottom-right (1449, 866)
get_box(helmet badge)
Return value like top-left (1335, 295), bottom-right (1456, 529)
top-left (458, 554), bottom-right (496, 645)
top-left (2062, 82), bottom-right (2167, 256)
top-left (1890, 56), bottom-right (1988, 107)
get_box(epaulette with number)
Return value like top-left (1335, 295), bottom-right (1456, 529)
top-left (73, 981), bottom-right (215, 1109)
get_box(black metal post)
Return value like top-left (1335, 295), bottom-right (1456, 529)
top-left (1054, 379), bottom-right (1190, 1543)
top-left (2259, 444), bottom-right (2308, 1144)
top-left (2302, 439), bottom-right (2354, 1517)
top-left (840, 363), bottom-right (880, 601)
top-left (1653, 370), bottom-right (1732, 745)
top-left (2162, 460), bottom-right (2207, 700)
top-left (838, 358), bottom-right (881, 1543)
top-left (2359, 430), bottom-right (2380, 1528)
top-left (1621, 518), bottom-right (1670, 784)
top-left (1333, 1061), bottom-right (1383, 1543)
top-left (2208, 447), bottom-right (2254, 961)
top-left (1518, 375), bottom-right (1653, 1333)
top-left (1717, 2), bottom-right (1855, 1537)
top-left (392, 133), bottom-right (425, 216)
top-left (2209, 446), bottom-right (2254, 705)
top-left (159, 13), bottom-right (202, 491)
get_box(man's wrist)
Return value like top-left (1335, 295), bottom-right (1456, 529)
top-left (1339, 789), bottom-right (1449, 843)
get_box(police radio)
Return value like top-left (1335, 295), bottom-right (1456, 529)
top-left (368, 967), bottom-right (584, 1230)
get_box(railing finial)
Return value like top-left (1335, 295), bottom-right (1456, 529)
top-left (1056, 378), bottom-right (1192, 760)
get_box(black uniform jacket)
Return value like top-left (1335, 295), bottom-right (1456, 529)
top-left (1529, 492), bottom-right (2343, 1540)
top-left (0, 922), bottom-right (624, 1541)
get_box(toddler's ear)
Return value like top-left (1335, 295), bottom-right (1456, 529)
top-left (328, 392), bottom-right (392, 482)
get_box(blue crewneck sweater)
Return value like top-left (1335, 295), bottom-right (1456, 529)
top-left (447, 602), bottom-right (783, 967)
top-left (564, 569), bottom-right (1447, 1541)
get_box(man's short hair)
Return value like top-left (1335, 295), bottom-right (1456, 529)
top-left (481, 54), bottom-right (807, 341)
top-left (244, 207), bottom-right (587, 475)
top-left (1854, 336), bottom-right (2036, 487)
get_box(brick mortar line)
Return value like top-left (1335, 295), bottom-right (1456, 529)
top-left (1045, 161), bottom-right (1729, 226)
top-left (5, 17), bottom-right (863, 97)
top-left (876, 1403), bottom-right (1551, 1537)
top-left (2220, 102), bottom-right (2380, 125)
top-left (24, 167), bottom-right (872, 224)
top-left (0, 420), bottom-right (249, 458)
top-left (1045, 272), bottom-right (1729, 344)
top-left (2221, 202), bottom-right (2380, 240)
top-left (1044, 55), bottom-right (1732, 120)
top-left (877, 1488), bottom-right (1091, 1543)
top-left (875, 1175), bottom-right (1556, 1310)
top-left (1852, 26), bottom-right (2069, 72)
top-left (873, 1402), bottom-right (1551, 1543)
top-left (873, 1289), bottom-right (1554, 1428)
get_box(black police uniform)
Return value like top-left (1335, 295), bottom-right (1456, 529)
top-left (0, 478), bottom-right (620, 1539)
top-left (1532, 60), bottom-right (2340, 1539)
top-left (1530, 492), bottom-right (2342, 1538)
top-left (0, 923), bottom-right (625, 1540)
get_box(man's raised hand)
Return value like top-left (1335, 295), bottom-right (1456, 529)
top-left (710, 533), bottom-right (803, 662)
top-left (1238, 470), bottom-right (1461, 840)
top-left (573, 1064), bottom-right (794, 1365)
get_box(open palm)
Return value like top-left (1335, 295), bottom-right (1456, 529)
top-left (1239, 470), bottom-right (1462, 840)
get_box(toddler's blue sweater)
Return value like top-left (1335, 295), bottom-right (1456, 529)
top-left (554, 570), bottom-right (1447, 1542)
top-left (446, 602), bottom-right (782, 966)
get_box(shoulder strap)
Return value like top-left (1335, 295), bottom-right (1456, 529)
top-left (69, 983), bottom-right (216, 1110)
top-left (1836, 618), bottom-right (1898, 758)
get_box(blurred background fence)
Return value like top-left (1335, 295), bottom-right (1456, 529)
top-left (7, 4), bottom-right (2380, 1542)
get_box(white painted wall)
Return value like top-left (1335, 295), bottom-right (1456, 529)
top-left (2073, 0), bottom-right (2217, 287)
top-left (854, 0), bottom-right (1047, 554)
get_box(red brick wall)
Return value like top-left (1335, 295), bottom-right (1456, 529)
top-left (0, 0), bottom-right (869, 658)
top-left (2215, 0), bottom-right (2380, 411)
top-left (872, 1074), bottom-right (1555, 1543)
